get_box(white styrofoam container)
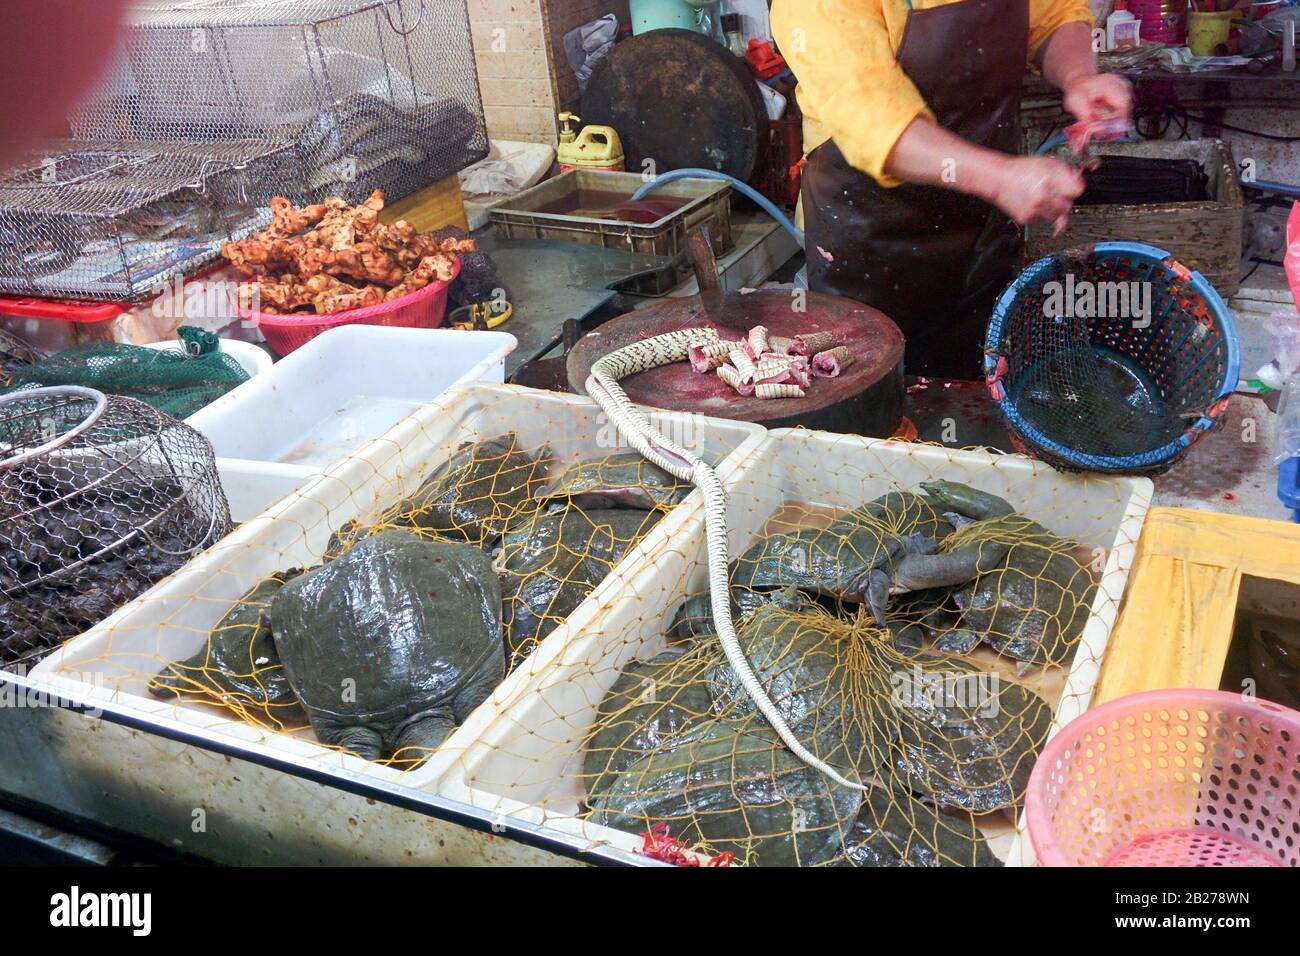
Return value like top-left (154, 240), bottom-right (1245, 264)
top-left (185, 325), bottom-right (516, 521)
top-left (415, 429), bottom-right (1153, 866)
top-left (29, 383), bottom-right (765, 820)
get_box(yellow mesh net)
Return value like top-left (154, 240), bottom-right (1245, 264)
top-left (21, 384), bottom-right (1146, 866)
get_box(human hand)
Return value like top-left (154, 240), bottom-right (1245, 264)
top-left (1063, 72), bottom-right (1133, 126)
top-left (990, 156), bottom-right (1085, 235)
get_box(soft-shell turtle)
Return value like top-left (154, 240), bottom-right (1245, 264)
top-left (390, 433), bottom-right (551, 546)
top-left (583, 647), bottom-right (716, 799)
top-left (588, 718), bottom-right (864, 867)
top-left (832, 784), bottom-right (999, 867)
top-left (707, 604), bottom-right (893, 777)
top-left (666, 584), bottom-right (814, 643)
top-left (923, 482), bottom-right (1096, 666)
top-left (730, 490), bottom-right (1008, 626)
top-left (497, 505), bottom-right (663, 666)
top-left (537, 452), bottom-right (690, 512)
top-left (890, 655), bottom-right (1053, 812)
top-left (150, 569), bottom-right (306, 728)
top-left (270, 530), bottom-right (504, 764)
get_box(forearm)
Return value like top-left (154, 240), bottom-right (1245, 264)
top-left (882, 117), bottom-right (1008, 203)
top-left (1037, 20), bottom-right (1096, 90)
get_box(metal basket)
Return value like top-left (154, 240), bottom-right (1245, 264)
top-left (71, 0), bottom-right (488, 207)
top-left (0, 138), bottom-right (305, 301)
top-left (0, 386), bottom-right (232, 666)
top-left (984, 242), bottom-right (1239, 475)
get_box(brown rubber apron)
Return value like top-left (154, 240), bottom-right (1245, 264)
top-left (802, 0), bottom-right (1029, 380)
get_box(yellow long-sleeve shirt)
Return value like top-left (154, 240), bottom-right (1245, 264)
top-left (771, 0), bottom-right (1093, 187)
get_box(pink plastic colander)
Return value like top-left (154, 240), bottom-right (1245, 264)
top-left (243, 257), bottom-right (459, 356)
top-left (1026, 689), bottom-right (1300, 867)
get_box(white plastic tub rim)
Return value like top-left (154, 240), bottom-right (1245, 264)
top-left (28, 382), bottom-right (765, 794)
top-left (188, 325), bottom-right (518, 466)
top-left (198, 327), bottom-right (517, 522)
top-left (417, 428), bottom-right (1153, 866)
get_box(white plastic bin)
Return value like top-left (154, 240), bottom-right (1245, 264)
top-left (27, 383), bottom-right (764, 854)
top-left (144, 338), bottom-right (273, 384)
top-left (415, 429), bottom-right (1152, 866)
top-left (185, 326), bottom-right (516, 521)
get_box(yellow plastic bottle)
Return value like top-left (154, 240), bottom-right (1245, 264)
top-left (556, 112), bottom-right (625, 172)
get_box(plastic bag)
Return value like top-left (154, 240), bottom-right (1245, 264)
top-left (1263, 305), bottom-right (1300, 463)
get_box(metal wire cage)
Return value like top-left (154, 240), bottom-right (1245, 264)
top-left (984, 242), bottom-right (1239, 475)
top-left (71, 0), bottom-right (489, 206)
top-left (0, 138), bottom-right (304, 301)
top-left (0, 386), bottom-right (232, 667)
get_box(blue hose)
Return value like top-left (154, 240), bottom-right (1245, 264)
top-left (630, 167), bottom-right (805, 247)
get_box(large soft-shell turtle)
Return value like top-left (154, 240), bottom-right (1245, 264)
top-left (390, 433), bottom-right (551, 546)
top-left (707, 604), bottom-right (892, 777)
top-left (588, 718), bottom-right (864, 867)
top-left (270, 530), bottom-right (505, 764)
top-left (583, 647), bottom-right (716, 799)
top-left (497, 505), bottom-right (663, 666)
top-left (537, 452), bottom-right (690, 512)
top-left (889, 654), bottom-right (1053, 813)
top-left (150, 569), bottom-right (306, 728)
top-left (832, 784), bottom-right (999, 867)
top-left (730, 490), bottom-right (1008, 625)
top-left (923, 482), bottom-right (1096, 666)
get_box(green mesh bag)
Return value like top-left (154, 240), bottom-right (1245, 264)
top-left (4, 330), bottom-right (250, 419)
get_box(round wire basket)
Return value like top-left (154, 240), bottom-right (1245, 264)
top-left (984, 242), bottom-right (1239, 475)
top-left (0, 386), bottom-right (232, 666)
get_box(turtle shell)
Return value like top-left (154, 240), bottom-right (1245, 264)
top-left (582, 647), bottom-right (716, 799)
top-left (831, 784), bottom-right (1000, 867)
top-left (537, 452), bottom-right (690, 512)
top-left (498, 505), bottom-right (663, 666)
top-left (389, 433), bottom-right (552, 546)
top-left (729, 491), bottom-right (952, 601)
top-left (270, 530), bottom-right (504, 755)
top-left (946, 515), bottom-right (1097, 666)
top-left (588, 718), bottom-right (864, 867)
top-left (666, 585), bottom-right (814, 643)
top-left (889, 655), bottom-right (1053, 813)
top-left (149, 569), bottom-right (306, 728)
top-left (707, 604), bottom-right (894, 778)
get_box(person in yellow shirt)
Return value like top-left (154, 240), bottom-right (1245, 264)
top-left (772, 0), bottom-right (1133, 379)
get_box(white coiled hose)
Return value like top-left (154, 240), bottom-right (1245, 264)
top-left (586, 328), bottom-right (866, 792)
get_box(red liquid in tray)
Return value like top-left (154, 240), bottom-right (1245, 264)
top-left (532, 188), bottom-right (689, 224)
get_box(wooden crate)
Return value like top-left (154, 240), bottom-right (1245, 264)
top-left (380, 173), bottom-right (468, 233)
top-left (1026, 138), bottom-right (1243, 296)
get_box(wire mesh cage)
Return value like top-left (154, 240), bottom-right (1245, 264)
top-left (984, 242), bottom-right (1239, 475)
top-left (71, 0), bottom-right (488, 206)
top-left (23, 383), bottom-right (1154, 866)
top-left (0, 329), bottom-right (42, 387)
top-left (0, 386), bottom-right (232, 667)
top-left (0, 138), bottom-right (305, 301)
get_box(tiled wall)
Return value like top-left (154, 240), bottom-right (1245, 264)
top-left (469, 0), bottom-right (629, 145)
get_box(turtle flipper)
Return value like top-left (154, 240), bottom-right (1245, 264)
top-left (317, 720), bottom-right (384, 761)
top-left (864, 570), bottom-right (891, 627)
top-left (389, 713), bottom-right (457, 767)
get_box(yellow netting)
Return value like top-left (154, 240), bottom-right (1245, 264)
top-left (23, 386), bottom-right (1144, 866)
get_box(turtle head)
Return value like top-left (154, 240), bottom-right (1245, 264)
top-left (919, 481), bottom-right (1015, 521)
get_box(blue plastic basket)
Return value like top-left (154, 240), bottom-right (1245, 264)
top-left (984, 242), bottom-right (1239, 475)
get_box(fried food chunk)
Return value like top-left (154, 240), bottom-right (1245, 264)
top-left (222, 190), bottom-right (475, 314)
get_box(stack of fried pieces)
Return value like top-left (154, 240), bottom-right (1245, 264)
top-left (221, 189), bottom-right (476, 315)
